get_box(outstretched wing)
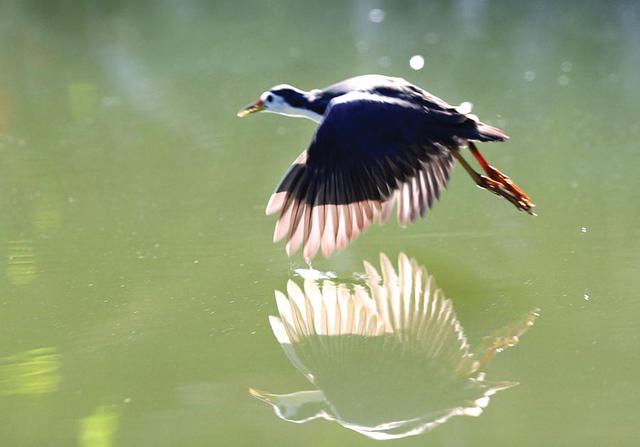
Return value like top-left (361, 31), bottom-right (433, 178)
top-left (266, 92), bottom-right (488, 260)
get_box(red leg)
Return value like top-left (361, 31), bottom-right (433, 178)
top-left (469, 142), bottom-right (491, 173)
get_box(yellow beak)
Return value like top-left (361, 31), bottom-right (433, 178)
top-left (248, 387), bottom-right (276, 404)
top-left (237, 99), bottom-right (264, 117)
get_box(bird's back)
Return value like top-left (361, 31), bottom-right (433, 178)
top-left (313, 75), bottom-right (506, 143)
top-left (315, 75), bottom-right (451, 111)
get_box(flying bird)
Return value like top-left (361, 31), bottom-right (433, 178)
top-left (238, 75), bottom-right (534, 260)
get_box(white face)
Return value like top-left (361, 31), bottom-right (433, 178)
top-left (259, 90), bottom-right (324, 123)
top-left (260, 91), bottom-right (289, 114)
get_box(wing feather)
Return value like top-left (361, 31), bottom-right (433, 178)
top-left (266, 92), bottom-right (486, 259)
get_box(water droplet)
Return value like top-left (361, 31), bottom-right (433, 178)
top-left (368, 8), bottom-right (385, 23)
top-left (409, 55), bottom-right (424, 70)
top-left (561, 61), bottom-right (573, 72)
top-left (523, 70), bottom-right (536, 81)
top-left (583, 292), bottom-right (590, 301)
top-left (557, 75), bottom-right (570, 86)
top-left (294, 268), bottom-right (336, 281)
top-left (580, 226), bottom-right (588, 234)
top-left (457, 101), bottom-right (473, 114)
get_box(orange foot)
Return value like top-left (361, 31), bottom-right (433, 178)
top-left (478, 166), bottom-right (536, 215)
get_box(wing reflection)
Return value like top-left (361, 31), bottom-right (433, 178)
top-left (251, 253), bottom-right (539, 440)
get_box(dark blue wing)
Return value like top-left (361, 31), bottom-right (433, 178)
top-left (266, 92), bottom-right (503, 260)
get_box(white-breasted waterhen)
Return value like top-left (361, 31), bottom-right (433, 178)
top-left (238, 75), bottom-right (535, 260)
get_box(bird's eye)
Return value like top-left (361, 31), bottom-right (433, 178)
top-left (266, 95), bottom-right (273, 103)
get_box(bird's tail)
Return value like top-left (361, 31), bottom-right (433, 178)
top-left (454, 102), bottom-right (508, 142)
top-left (475, 122), bottom-right (509, 142)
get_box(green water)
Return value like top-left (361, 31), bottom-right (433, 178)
top-left (1, 1), bottom-right (639, 445)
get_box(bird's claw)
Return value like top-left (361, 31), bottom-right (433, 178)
top-left (477, 168), bottom-right (536, 215)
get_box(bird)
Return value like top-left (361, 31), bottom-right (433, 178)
top-left (237, 75), bottom-right (535, 260)
top-left (249, 253), bottom-right (539, 440)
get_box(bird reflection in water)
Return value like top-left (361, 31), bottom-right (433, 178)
top-left (250, 253), bottom-right (539, 440)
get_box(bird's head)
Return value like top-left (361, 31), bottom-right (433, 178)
top-left (249, 388), bottom-right (329, 423)
top-left (237, 85), bottom-right (322, 122)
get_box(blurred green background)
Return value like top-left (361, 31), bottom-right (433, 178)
top-left (0, 0), bottom-right (639, 445)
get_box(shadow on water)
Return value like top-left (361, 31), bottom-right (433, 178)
top-left (250, 253), bottom-right (539, 440)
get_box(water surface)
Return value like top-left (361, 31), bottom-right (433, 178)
top-left (1, 1), bottom-right (639, 446)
